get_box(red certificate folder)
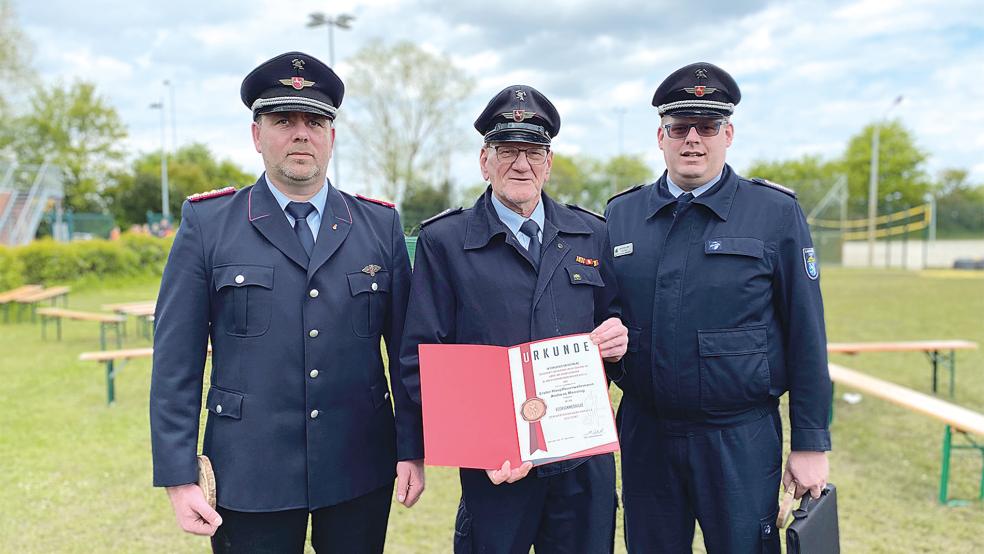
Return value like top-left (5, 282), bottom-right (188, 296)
top-left (418, 335), bottom-right (619, 470)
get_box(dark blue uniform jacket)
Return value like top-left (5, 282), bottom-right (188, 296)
top-left (400, 188), bottom-right (621, 476)
top-left (605, 165), bottom-right (831, 451)
top-left (150, 176), bottom-right (421, 511)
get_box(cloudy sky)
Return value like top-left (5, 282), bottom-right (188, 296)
top-left (14, 0), bottom-right (984, 198)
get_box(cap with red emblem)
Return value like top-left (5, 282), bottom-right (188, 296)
top-left (474, 85), bottom-right (560, 145)
top-left (240, 51), bottom-right (344, 120)
top-left (652, 62), bottom-right (741, 117)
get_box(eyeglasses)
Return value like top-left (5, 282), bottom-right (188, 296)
top-left (488, 145), bottom-right (549, 165)
top-left (662, 120), bottom-right (728, 140)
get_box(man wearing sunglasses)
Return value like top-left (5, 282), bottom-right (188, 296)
top-left (605, 62), bottom-right (831, 553)
top-left (401, 85), bottom-right (628, 553)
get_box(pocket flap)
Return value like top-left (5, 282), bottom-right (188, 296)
top-left (206, 387), bottom-right (244, 419)
top-left (347, 270), bottom-right (391, 296)
top-left (704, 237), bottom-right (764, 258)
top-left (213, 265), bottom-right (274, 291)
top-left (698, 326), bottom-right (767, 356)
top-left (565, 265), bottom-right (603, 286)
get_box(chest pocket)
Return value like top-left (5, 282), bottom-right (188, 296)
top-left (213, 264), bottom-right (274, 337)
top-left (347, 270), bottom-right (391, 338)
top-left (704, 237), bottom-right (764, 258)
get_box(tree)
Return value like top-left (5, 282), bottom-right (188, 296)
top-left (344, 40), bottom-right (475, 203)
top-left (932, 168), bottom-right (984, 237)
top-left (548, 153), bottom-right (653, 213)
top-left (842, 120), bottom-right (931, 216)
top-left (11, 81), bottom-right (127, 212)
top-left (400, 180), bottom-right (452, 233)
top-left (0, 0), bottom-right (35, 149)
top-left (107, 143), bottom-right (253, 226)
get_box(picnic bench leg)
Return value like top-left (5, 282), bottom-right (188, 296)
top-left (114, 322), bottom-right (122, 349)
top-left (100, 324), bottom-right (107, 351)
top-left (106, 360), bottom-right (115, 405)
top-left (40, 314), bottom-right (47, 340)
top-left (947, 349), bottom-right (956, 398)
top-left (940, 425), bottom-right (952, 504)
top-left (926, 350), bottom-right (939, 394)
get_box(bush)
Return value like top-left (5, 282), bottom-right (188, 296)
top-left (3, 234), bottom-right (173, 288)
top-left (0, 247), bottom-right (26, 290)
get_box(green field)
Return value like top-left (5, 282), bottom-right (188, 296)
top-left (1, 268), bottom-right (982, 553)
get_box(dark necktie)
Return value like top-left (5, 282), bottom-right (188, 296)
top-left (678, 192), bottom-right (694, 204)
top-left (519, 219), bottom-right (541, 265)
top-left (285, 201), bottom-right (316, 258)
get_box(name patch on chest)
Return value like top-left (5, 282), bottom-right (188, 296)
top-left (614, 243), bottom-right (633, 257)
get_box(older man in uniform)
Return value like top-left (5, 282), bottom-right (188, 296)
top-left (400, 85), bottom-right (628, 553)
top-left (150, 51), bottom-right (424, 553)
top-left (605, 62), bottom-right (831, 553)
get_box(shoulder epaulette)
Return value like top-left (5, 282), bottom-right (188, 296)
top-left (750, 178), bottom-right (796, 198)
top-left (607, 183), bottom-right (645, 204)
top-left (421, 207), bottom-right (463, 227)
top-left (566, 204), bottom-right (606, 222)
top-left (187, 186), bottom-right (236, 202)
top-left (356, 194), bottom-right (396, 208)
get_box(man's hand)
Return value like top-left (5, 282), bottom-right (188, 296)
top-left (590, 317), bottom-right (628, 363)
top-left (486, 460), bottom-right (533, 485)
top-left (165, 483), bottom-right (223, 536)
top-left (396, 459), bottom-right (426, 507)
top-left (783, 450), bottom-right (829, 499)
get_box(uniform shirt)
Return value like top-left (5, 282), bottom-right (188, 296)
top-left (605, 164), bottom-right (831, 451)
top-left (666, 172), bottom-right (721, 198)
top-left (265, 175), bottom-right (328, 240)
top-left (490, 192), bottom-right (545, 249)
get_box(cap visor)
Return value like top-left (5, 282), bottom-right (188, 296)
top-left (484, 129), bottom-right (550, 145)
top-left (255, 104), bottom-right (334, 119)
top-left (664, 108), bottom-right (731, 118)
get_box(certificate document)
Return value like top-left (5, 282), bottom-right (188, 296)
top-left (418, 334), bottom-right (619, 469)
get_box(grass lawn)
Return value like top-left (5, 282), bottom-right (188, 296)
top-left (0, 267), bottom-right (982, 552)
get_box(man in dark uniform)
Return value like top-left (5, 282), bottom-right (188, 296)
top-left (400, 85), bottom-right (628, 553)
top-left (150, 51), bottom-right (424, 553)
top-left (605, 62), bottom-right (831, 553)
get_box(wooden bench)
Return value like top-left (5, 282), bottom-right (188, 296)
top-left (15, 286), bottom-right (71, 322)
top-left (0, 284), bottom-right (42, 322)
top-left (102, 300), bottom-right (156, 339)
top-left (36, 307), bottom-right (125, 350)
top-left (828, 340), bottom-right (979, 397)
top-left (829, 363), bottom-right (984, 505)
top-left (79, 345), bottom-right (211, 404)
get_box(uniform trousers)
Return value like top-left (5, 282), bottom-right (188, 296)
top-left (210, 483), bottom-right (393, 554)
top-left (620, 397), bottom-right (782, 554)
top-left (454, 454), bottom-right (616, 554)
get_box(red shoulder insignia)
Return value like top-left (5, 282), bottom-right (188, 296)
top-left (356, 194), bottom-right (396, 208)
top-left (188, 186), bottom-right (237, 202)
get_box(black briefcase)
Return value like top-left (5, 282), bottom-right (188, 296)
top-left (786, 484), bottom-right (839, 554)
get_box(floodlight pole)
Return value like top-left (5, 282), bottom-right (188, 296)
top-left (150, 100), bottom-right (169, 220)
top-left (307, 12), bottom-right (355, 188)
top-left (866, 95), bottom-right (903, 266)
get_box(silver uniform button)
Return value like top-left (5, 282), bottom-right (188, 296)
top-left (371, 282), bottom-right (378, 291)
top-left (309, 289), bottom-right (319, 298)
top-left (235, 274), bottom-right (245, 284)
top-left (309, 329), bottom-right (319, 338)
top-left (215, 404), bottom-right (223, 414)
top-left (384, 392), bottom-right (390, 400)
top-left (310, 409), bottom-right (319, 419)
top-left (310, 369), bottom-right (319, 378)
